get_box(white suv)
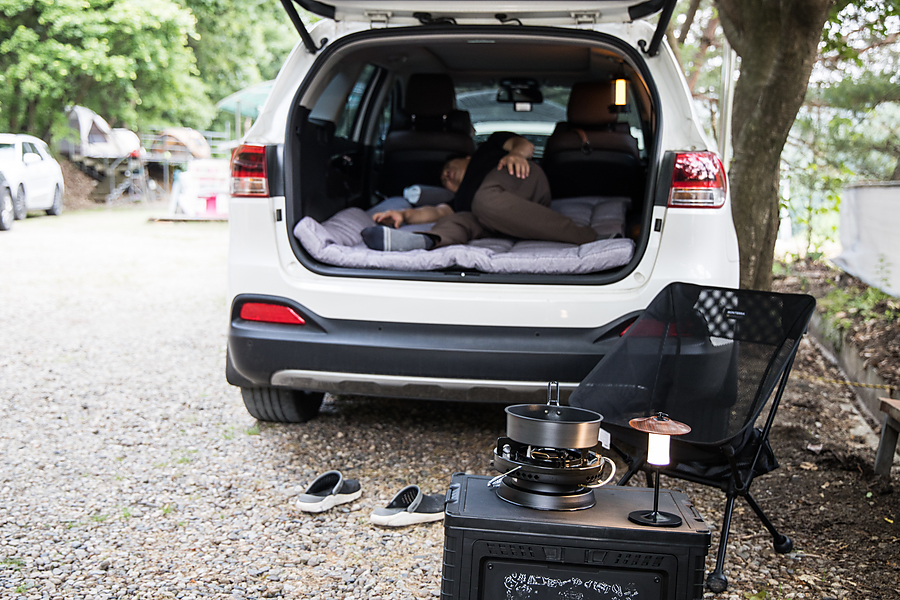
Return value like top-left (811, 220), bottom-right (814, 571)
top-left (226, 0), bottom-right (739, 422)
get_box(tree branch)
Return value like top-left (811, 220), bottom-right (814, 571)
top-left (678, 0), bottom-right (703, 45)
top-left (686, 16), bottom-right (720, 92)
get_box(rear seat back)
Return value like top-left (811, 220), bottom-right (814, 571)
top-left (379, 74), bottom-right (475, 197)
top-left (542, 81), bottom-right (642, 201)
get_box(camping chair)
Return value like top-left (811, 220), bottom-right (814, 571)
top-left (569, 282), bottom-right (816, 593)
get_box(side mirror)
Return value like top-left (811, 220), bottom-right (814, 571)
top-left (23, 153), bottom-right (41, 165)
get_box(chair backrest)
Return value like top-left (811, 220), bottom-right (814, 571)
top-left (542, 81), bottom-right (642, 200)
top-left (569, 283), bottom-right (816, 447)
top-left (379, 74), bottom-right (475, 196)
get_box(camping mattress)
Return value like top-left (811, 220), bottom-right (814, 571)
top-left (292, 196), bottom-right (635, 275)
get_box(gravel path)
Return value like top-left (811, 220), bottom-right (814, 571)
top-left (0, 205), bottom-right (879, 600)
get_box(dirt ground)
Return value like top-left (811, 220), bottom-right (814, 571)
top-left (742, 262), bottom-right (900, 599)
top-left (42, 199), bottom-right (899, 597)
top-left (59, 158), bottom-right (100, 210)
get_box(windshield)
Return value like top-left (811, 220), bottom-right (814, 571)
top-left (457, 85), bottom-right (569, 158)
top-left (0, 143), bottom-right (15, 160)
top-left (456, 83), bottom-right (645, 159)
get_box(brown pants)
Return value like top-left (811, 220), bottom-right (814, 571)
top-left (427, 165), bottom-right (597, 248)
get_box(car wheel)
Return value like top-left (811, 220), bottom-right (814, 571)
top-left (241, 387), bottom-right (324, 423)
top-left (0, 186), bottom-right (13, 231)
top-left (47, 186), bottom-right (63, 216)
top-left (13, 186), bottom-right (26, 220)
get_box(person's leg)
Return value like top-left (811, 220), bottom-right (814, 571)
top-left (361, 226), bottom-right (435, 251)
top-left (472, 168), bottom-right (597, 245)
top-left (426, 212), bottom-right (485, 248)
top-left (361, 212), bottom-right (484, 251)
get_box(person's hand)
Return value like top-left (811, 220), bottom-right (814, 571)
top-left (498, 153), bottom-right (530, 179)
top-left (372, 210), bottom-right (405, 228)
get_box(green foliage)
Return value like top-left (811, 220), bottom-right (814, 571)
top-left (179, 0), bottom-right (300, 104)
top-left (823, 1), bottom-right (900, 64)
top-left (819, 282), bottom-right (900, 331)
top-left (0, 0), bottom-right (215, 137)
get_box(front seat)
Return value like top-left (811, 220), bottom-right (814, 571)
top-left (379, 73), bottom-right (475, 197)
top-left (542, 81), bottom-right (643, 201)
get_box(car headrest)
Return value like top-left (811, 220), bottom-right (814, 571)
top-left (405, 74), bottom-right (456, 118)
top-left (567, 82), bottom-right (617, 127)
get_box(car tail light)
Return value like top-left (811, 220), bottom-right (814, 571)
top-left (230, 145), bottom-right (269, 197)
top-left (668, 152), bottom-right (727, 208)
top-left (240, 302), bottom-right (305, 325)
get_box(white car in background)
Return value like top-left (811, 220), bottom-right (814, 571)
top-left (0, 171), bottom-right (13, 231)
top-left (0, 134), bottom-right (65, 221)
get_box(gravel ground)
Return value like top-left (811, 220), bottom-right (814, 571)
top-left (0, 205), bottom-right (886, 600)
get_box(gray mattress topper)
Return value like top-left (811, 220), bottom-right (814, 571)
top-left (292, 196), bottom-right (636, 275)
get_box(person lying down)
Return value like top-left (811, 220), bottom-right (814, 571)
top-left (361, 132), bottom-right (599, 252)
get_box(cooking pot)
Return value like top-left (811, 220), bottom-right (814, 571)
top-left (505, 382), bottom-right (603, 449)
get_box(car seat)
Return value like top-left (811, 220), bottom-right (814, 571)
top-left (542, 81), bottom-right (642, 201)
top-left (379, 73), bottom-right (475, 197)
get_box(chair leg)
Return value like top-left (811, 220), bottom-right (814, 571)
top-left (616, 455), bottom-right (645, 486)
top-left (706, 493), bottom-right (736, 594)
top-left (744, 492), bottom-right (793, 554)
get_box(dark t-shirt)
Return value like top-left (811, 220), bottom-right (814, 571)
top-left (451, 131), bottom-right (516, 213)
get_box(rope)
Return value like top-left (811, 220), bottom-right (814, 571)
top-left (793, 372), bottom-right (897, 393)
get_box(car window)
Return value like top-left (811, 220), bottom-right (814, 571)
top-left (23, 142), bottom-right (43, 160)
top-left (0, 143), bottom-right (14, 160)
top-left (334, 64), bottom-right (378, 140)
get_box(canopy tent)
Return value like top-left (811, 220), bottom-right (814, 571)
top-left (216, 80), bottom-right (275, 139)
top-left (216, 80), bottom-right (276, 119)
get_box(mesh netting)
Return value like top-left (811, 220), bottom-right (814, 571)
top-left (569, 283), bottom-right (816, 448)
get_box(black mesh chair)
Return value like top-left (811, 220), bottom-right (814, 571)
top-left (569, 282), bottom-right (816, 593)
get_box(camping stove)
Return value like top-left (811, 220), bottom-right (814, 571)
top-left (491, 436), bottom-right (607, 511)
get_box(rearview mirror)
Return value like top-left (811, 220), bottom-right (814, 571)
top-left (496, 78), bottom-right (543, 104)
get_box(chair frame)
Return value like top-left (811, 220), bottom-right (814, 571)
top-left (606, 288), bottom-right (813, 594)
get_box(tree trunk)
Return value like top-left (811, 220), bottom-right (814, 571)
top-left (715, 0), bottom-right (833, 290)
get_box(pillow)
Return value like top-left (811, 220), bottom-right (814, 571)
top-left (403, 185), bottom-right (455, 206)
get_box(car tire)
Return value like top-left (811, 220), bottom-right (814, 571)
top-left (0, 186), bottom-right (13, 231)
top-left (13, 186), bottom-right (26, 220)
top-left (241, 387), bottom-right (324, 423)
top-left (47, 186), bottom-right (63, 216)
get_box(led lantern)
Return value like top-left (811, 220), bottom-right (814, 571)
top-left (628, 413), bottom-right (691, 527)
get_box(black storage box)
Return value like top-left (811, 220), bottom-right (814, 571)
top-left (441, 474), bottom-right (710, 600)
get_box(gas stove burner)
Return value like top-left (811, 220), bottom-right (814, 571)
top-left (490, 437), bottom-right (609, 511)
top-left (501, 439), bottom-right (592, 470)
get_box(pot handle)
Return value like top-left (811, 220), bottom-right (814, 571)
top-left (547, 381), bottom-right (560, 406)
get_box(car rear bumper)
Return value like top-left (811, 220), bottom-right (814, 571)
top-left (226, 295), bottom-right (633, 403)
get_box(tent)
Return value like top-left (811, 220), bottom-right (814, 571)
top-left (145, 128), bottom-right (212, 161)
top-left (58, 106), bottom-right (140, 160)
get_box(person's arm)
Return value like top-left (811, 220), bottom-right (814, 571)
top-left (503, 135), bottom-right (534, 159)
top-left (498, 135), bottom-right (534, 178)
top-left (372, 204), bottom-right (454, 228)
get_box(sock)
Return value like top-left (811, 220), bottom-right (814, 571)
top-left (361, 226), bottom-right (434, 252)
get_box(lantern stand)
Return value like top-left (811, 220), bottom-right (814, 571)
top-left (627, 413), bottom-right (691, 528)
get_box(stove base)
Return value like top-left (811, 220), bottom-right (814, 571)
top-left (442, 474), bottom-right (710, 600)
top-left (496, 477), bottom-right (596, 511)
